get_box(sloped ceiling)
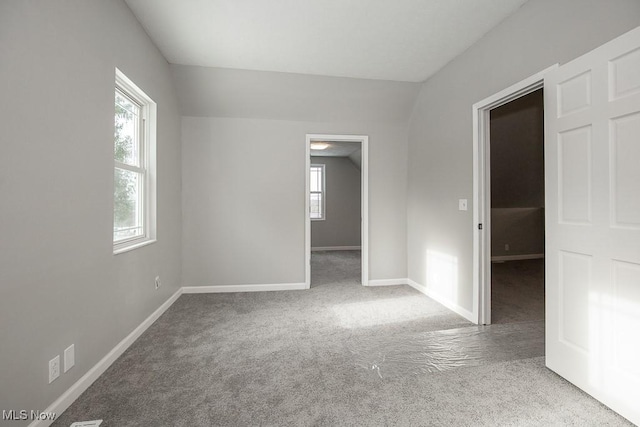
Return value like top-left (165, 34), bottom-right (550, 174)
top-left (311, 141), bottom-right (361, 157)
top-left (125, 0), bottom-right (529, 83)
top-left (311, 142), bottom-right (363, 170)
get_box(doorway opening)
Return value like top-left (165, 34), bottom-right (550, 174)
top-left (489, 89), bottom-right (545, 324)
top-left (305, 134), bottom-right (368, 288)
top-left (472, 65), bottom-right (557, 325)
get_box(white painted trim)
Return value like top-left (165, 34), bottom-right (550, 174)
top-left (472, 64), bottom-right (558, 325)
top-left (182, 283), bottom-right (307, 293)
top-left (305, 139), bottom-right (311, 289)
top-left (491, 254), bottom-right (545, 262)
top-left (305, 134), bottom-right (369, 287)
top-left (361, 139), bottom-right (369, 287)
top-left (407, 279), bottom-right (475, 323)
top-left (311, 246), bottom-right (361, 251)
top-left (113, 238), bottom-right (156, 255)
top-left (29, 288), bottom-right (183, 427)
top-left (366, 278), bottom-right (408, 287)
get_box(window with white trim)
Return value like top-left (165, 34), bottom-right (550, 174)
top-left (310, 164), bottom-right (325, 220)
top-left (113, 69), bottom-right (156, 253)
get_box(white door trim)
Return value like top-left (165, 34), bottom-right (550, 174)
top-left (472, 65), bottom-right (557, 325)
top-left (305, 134), bottom-right (369, 288)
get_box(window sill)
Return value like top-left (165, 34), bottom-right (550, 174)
top-left (113, 238), bottom-right (157, 255)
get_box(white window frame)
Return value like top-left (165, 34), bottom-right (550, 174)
top-left (310, 164), bottom-right (325, 221)
top-left (113, 68), bottom-right (157, 254)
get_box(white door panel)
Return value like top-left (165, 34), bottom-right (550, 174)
top-left (545, 26), bottom-right (640, 425)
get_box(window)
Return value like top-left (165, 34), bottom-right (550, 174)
top-left (310, 164), bottom-right (325, 220)
top-left (113, 69), bottom-right (156, 253)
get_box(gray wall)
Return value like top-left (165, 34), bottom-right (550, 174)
top-left (490, 89), bottom-right (544, 257)
top-left (407, 0), bottom-right (640, 313)
top-left (182, 117), bottom-right (408, 286)
top-left (0, 1), bottom-right (182, 423)
top-left (170, 64), bottom-right (420, 123)
top-left (310, 156), bottom-right (361, 248)
top-left (491, 208), bottom-right (545, 257)
top-left (490, 90), bottom-right (544, 209)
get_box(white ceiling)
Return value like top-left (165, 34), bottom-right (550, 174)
top-left (311, 142), bottom-right (363, 170)
top-left (125, 0), bottom-right (529, 82)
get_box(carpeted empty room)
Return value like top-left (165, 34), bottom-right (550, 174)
top-left (5, 2), bottom-right (640, 426)
top-left (53, 252), bottom-right (630, 426)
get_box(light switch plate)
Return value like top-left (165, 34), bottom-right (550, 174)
top-left (458, 199), bottom-right (468, 211)
top-left (64, 344), bottom-right (75, 373)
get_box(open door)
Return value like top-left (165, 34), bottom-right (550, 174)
top-left (545, 26), bottom-right (640, 424)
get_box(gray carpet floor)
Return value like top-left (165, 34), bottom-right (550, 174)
top-left (53, 251), bottom-right (631, 426)
top-left (491, 259), bottom-right (545, 324)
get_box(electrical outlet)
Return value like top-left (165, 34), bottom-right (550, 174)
top-left (49, 355), bottom-right (60, 383)
top-left (64, 344), bottom-right (75, 373)
top-left (505, 244), bottom-right (510, 251)
top-left (155, 276), bottom-right (161, 290)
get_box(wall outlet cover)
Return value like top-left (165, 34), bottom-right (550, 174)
top-left (64, 344), bottom-right (75, 373)
top-left (70, 421), bottom-right (103, 427)
top-left (49, 355), bottom-right (60, 383)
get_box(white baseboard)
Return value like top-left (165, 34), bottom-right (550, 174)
top-left (491, 253), bottom-right (544, 262)
top-left (30, 288), bottom-right (183, 427)
top-left (407, 279), bottom-right (475, 323)
top-left (366, 278), bottom-right (408, 286)
top-left (182, 283), bottom-right (307, 293)
top-left (311, 246), bottom-right (361, 251)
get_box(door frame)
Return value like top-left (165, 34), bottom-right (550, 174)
top-left (472, 65), bottom-right (557, 325)
top-left (305, 134), bottom-right (369, 288)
